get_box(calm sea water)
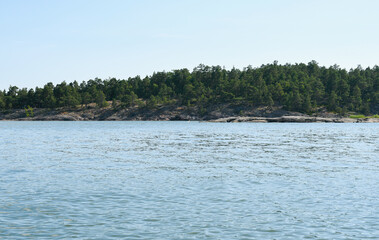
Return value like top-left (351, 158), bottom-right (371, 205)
top-left (0, 122), bottom-right (378, 239)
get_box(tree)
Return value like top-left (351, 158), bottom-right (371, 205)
top-left (96, 90), bottom-right (108, 108)
top-left (121, 91), bottom-right (138, 108)
top-left (81, 92), bottom-right (91, 108)
top-left (112, 98), bottom-right (118, 108)
top-left (0, 93), bottom-right (5, 110)
top-left (291, 91), bottom-right (303, 111)
top-left (336, 79), bottom-right (350, 104)
top-left (351, 85), bottom-right (362, 111)
top-left (328, 91), bottom-right (338, 111)
top-left (0, 62), bottom-right (378, 115)
top-left (183, 83), bottom-right (195, 104)
top-left (271, 82), bottom-right (284, 103)
top-left (42, 83), bottom-right (56, 108)
top-left (361, 102), bottom-right (370, 115)
top-left (302, 94), bottom-right (312, 113)
top-left (262, 91), bottom-right (274, 107)
top-left (146, 95), bottom-right (158, 109)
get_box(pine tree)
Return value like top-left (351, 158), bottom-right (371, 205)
top-left (96, 90), bottom-right (108, 108)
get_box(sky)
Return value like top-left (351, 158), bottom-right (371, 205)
top-left (1, 0), bottom-right (379, 90)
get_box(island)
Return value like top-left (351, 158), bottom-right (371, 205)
top-left (1, 62), bottom-right (378, 122)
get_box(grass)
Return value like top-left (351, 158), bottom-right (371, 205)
top-left (349, 114), bottom-right (366, 119)
top-left (349, 114), bottom-right (379, 119)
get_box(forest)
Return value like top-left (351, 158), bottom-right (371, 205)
top-left (1, 61), bottom-right (378, 115)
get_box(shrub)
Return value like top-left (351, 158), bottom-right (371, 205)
top-left (24, 106), bottom-right (34, 117)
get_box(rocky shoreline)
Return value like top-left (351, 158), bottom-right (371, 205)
top-left (1, 104), bottom-right (378, 123)
top-left (209, 116), bottom-right (379, 123)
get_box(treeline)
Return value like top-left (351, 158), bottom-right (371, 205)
top-left (1, 61), bottom-right (378, 114)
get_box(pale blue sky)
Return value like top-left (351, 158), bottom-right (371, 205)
top-left (1, 0), bottom-right (379, 90)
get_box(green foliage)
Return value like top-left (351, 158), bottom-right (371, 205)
top-left (302, 94), bottom-right (312, 113)
top-left (81, 92), bottom-right (91, 108)
top-left (1, 62), bottom-right (378, 115)
top-left (146, 95), bottom-right (158, 109)
top-left (349, 115), bottom-right (366, 119)
top-left (0, 93), bottom-right (5, 110)
top-left (95, 90), bottom-right (108, 108)
top-left (42, 83), bottom-right (56, 108)
top-left (24, 106), bottom-right (34, 117)
top-left (350, 114), bottom-right (379, 118)
top-left (112, 98), bottom-right (118, 108)
top-left (327, 91), bottom-right (338, 111)
top-left (121, 91), bottom-right (138, 108)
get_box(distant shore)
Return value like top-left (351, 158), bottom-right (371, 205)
top-left (1, 104), bottom-right (378, 123)
top-left (209, 116), bottom-right (379, 123)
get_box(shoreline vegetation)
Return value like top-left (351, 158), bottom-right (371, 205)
top-left (1, 62), bottom-right (378, 122)
top-left (1, 103), bottom-right (379, 123)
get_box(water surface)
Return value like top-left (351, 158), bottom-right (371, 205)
top-left (0, 122), bottom-right (378, 239)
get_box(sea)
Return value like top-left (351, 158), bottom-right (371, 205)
top-left (0, 122), bottom-right (378, 239)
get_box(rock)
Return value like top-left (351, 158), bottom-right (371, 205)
top-left (1, 105), bottom-right (379, 122)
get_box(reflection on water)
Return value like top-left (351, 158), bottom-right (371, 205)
top-left (0, 122), bottom-right (378, 239)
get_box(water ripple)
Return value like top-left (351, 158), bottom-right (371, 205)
top-left (0, 122), bottom-right (378, 239)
